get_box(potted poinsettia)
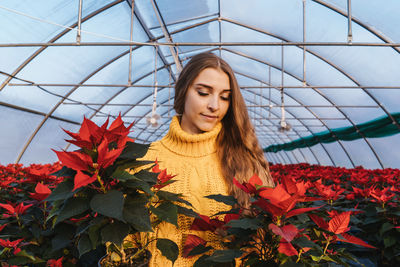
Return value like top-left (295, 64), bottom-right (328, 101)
top-left (46, 115), bottom-right (196, 266)
top-left (183, 174), bottom-right (377, 266)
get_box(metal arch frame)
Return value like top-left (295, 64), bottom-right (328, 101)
top-left (0, 0), bottom-right (125, 91)
top-left (313, 0), bottom-right (400, 55)
top-left (149, 0), bottom-right (183, 72)
top-left (72, 42), bottom-right (350, 168)
top-left (131, 70), bottom-right (322, 166)
top-left (147, 13), bottom-right (219, 31)
top-left (5, 1), bottom-right (396, 167)
top-left (17, 45), bottom-right (173, 162)
top-left (208, 22), bottom-right (384, 168)
top-left (12, 10), bottom-right (220, 162)
top-left (127, 0), bottom-right (177, 83)
top-left (222, 48), bottom-right (354, 167)
top-left (234, 72), bottom-right (324, 166)
top-left (128, 45), bottom-right (362, 168)
top-left (15, 46), bottom-right (137, 163)
top-left (218, 0), bottom-right (222, 57)
top-left (92, 39), bottom-right (341, 167)
top-left (0, 101), bottom-right (80, 126)
top-left (14, 0), bottom-right (183, 162)
top-left (218, 17), bottom-right (400, 133)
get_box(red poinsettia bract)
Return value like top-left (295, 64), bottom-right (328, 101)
top-left (46, 256), bottom-right (63, 267)
top-left (0, 202), bottom-right (33, 218)
top-left (183, 213), bottom-right (240, 258)
top-left (152, 160), bottom-right (176, 189)
top-left (0, 238), bottom-right (26, 255)
top-left (53, 114), bottom-right (134, 192)
top-left (29, 183), bottom-right (52, 201)
top-left (309, 211), bottom-right (376, 249)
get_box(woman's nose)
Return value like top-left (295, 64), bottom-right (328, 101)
top-left (207, 96), bottom-right (219, 111)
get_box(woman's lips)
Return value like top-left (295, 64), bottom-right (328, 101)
top-left (201, 114), bottom-right (218, 121)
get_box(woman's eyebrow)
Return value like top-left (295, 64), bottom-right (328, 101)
top-left (195, 83), bottom-right (231, 92)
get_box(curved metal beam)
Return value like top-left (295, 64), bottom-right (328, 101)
top-left (223, 48), bottom-right (351, 167)
top-left (219, 17), bottom-right (400, 135)
top-left (0, 0), bottom-right (125, 91)
top-left (313, 0), bottom-right (400, 54)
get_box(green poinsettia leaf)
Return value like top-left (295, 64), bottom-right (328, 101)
top-left (118, 142), bottom-right (150, 159)
top-left (193, 255), bottom-right (210, 267)
top-left (123, 194), bottom-right (152, 232)
top-left (124, 179), bottom-right (153, 195)
top-left (157, 190), bottom-right (193, 207)
top-left (156, 239), bottom-right (179, 265)
top-left (135, 169), bottom-right (159, 183)
top-left (177, 206), bottom-right (198, 218)
top-left (380, 222), bottom-right (394, 236)
top-left (226, 218), bottom-right (262, 230)
top-left (111, 168), bottom-right (138, 182)
top-left (78, 234), bottom-right (92, 257)
top-left (50, 166), bottom-right (76, 178)
top-left (205, 194), bottom-right (237, 206)
top-left (101, 220), bottom-right (130, 246)
top-left (14, 249), bottom-right (37, 261)
top-left (8, 256), bottom-right (31, 266)
top-left (90, 190), bottom-right (124, 221)
top-left (51, 223), bottom-right (76, 251)
top-left (206, 249), bottom-right (243, 263)
top-left (188, 245), bottom-right (212, 257)
top-left (212, 208), bottom-right (241, 217)
top-left (150, 202), bottom-right (178, 227)
top-left (88, 223), bottom-right (103, 249)
top-left (384, 236), bottom-right (396, 248)
top-left (55, 197), bottom-right (90, 225)
top-left (46, 179), bottom-right (75, 202)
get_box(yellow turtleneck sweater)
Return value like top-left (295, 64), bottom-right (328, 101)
top-left (139, 116), bottom-right (231, 266)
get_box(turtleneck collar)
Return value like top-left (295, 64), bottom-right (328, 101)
top-left (160, 116), bottom-right (222, 157)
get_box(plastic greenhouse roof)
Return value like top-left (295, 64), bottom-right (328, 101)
top-left (0, 0), bottom-right (399, 169)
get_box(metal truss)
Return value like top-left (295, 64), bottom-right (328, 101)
top-left (2, 0), bottom-right (398, 168)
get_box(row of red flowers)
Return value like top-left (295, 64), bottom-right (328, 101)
top-left (181, 163), bottom-right (399, 266)
top-left (1, 115), bottom-right (399, 266)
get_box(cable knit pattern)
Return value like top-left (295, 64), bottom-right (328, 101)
top-left (138, 116), bottom-right (231, 266)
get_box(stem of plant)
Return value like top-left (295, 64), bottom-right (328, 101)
top-left (296, 249), bottom-right (303, 263)
top-left (323, 238), bottom-right (331, 255)
top-left (97, 174), bottom-right (106, 193)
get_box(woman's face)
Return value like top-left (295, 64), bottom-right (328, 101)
top-left (180, 67), bottom-right (231, 134)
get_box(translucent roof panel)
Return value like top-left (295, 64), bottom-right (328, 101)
top-left (0, 0), bottom-right (399, 170)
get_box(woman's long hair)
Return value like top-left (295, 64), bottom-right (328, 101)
top-left (174, 52), bottom-right (274, 206)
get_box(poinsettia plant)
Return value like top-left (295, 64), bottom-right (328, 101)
top-left (183, 171), bottom-right (383, 266)
top-left (45, 114), bottom-right (197, 266)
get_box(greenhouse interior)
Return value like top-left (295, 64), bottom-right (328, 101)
top-left (0, 0), bottom-right (399, 266)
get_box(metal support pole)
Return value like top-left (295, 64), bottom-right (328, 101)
top-left (302, 0), bottom-right (307, 86)
top-left (150, 0), bottom-right (182, 72)
top-left (281, 43), bottom-right (286, 127)
top-left (128, 0), bottom-right (135, 84)
top-left (347, 0), bottom-right (353, 43)
top-left (76, 0), bottom-right (83, 44)
top-left (268, 65), bottom-right (271, 119)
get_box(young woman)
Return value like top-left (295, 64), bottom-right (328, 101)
top-left (139, 52), bottom-right (274, 266)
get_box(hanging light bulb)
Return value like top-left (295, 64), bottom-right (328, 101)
top-left (147, 45), bottom-right (160, 128)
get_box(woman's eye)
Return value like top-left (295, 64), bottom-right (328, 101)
top-left (198, 91), bottom-right (208, 96)
top-left (221, 95), bottom-right (231, 101)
